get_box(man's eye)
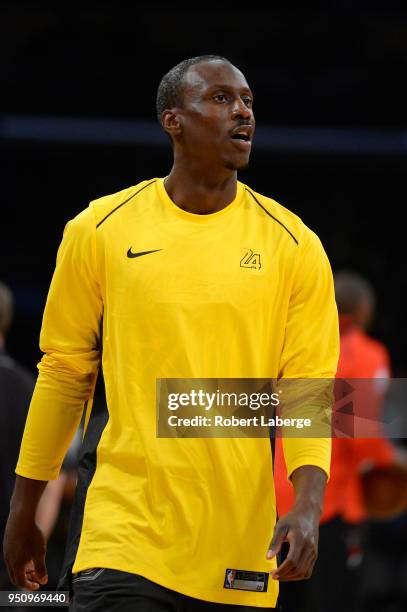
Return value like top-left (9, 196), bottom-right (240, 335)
top-left (214, 94), bottom-right (227, 102)
top-left (243, 97), bottom-right (253, 107)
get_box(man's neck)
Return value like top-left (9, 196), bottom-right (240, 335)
top-left (164, 163), bottom-right (238, 215)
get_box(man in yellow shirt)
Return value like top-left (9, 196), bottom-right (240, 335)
top-left (3, 55), bottom-right (339, 610)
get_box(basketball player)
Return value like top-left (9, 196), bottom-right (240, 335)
top-left (3, 55), bottom-right (339, 610)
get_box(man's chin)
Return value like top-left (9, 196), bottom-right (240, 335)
top-left (224, 157), bottom-right (251, 171)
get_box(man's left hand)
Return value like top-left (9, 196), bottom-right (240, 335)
top-left (266, 507), bottom-right (319, 581)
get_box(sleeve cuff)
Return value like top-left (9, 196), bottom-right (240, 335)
top-left (15, 464), bottom-right (60, 482)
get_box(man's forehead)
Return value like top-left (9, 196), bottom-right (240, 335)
top-left (183, 60), bottom-right (250, 94)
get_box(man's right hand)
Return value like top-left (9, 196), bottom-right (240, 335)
top-left (3, 512), bottom-right (48, 590)
top-left (3, 476), bottom-right (49, 590)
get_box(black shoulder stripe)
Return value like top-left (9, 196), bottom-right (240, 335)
top-left (96, 179), bottom-right (157, 229)
top-left (245, 188), bottom-right (299, 245)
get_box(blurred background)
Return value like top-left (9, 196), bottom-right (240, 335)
top-left (1, 1), bottom-right (407, 611)
top-left (2, 0), bottom-right (407, 374)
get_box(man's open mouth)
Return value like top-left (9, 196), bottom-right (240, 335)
top-left (231, 133), bottom-right (251, 142)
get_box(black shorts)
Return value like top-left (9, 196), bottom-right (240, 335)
top-left (70, 568), bottom-right (275, 611)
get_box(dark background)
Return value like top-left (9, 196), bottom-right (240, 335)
top-left (1, 1), bottom-right (407, 373)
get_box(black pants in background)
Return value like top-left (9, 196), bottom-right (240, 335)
top-left (278, 517), bottom-right (357, 612)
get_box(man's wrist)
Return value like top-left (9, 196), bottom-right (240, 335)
top-left (290, 465), bottom-right (327, 519)
top-left (9, 501), bottom-right (37, 524)
top-left (9, 475), bottom-right (48, 521)
top-left (291, 496), bottom-right (323, 520)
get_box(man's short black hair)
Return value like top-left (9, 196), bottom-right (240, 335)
top-left (156, 54), bottom-right (232, 126)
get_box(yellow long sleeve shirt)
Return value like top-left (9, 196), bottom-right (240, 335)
top-left (16, 178), bottom-right (339, 607)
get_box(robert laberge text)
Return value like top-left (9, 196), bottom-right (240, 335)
top-left (168, 415), bottom-right (312, 429)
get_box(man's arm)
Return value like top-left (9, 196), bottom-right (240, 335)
top-left (267, 226), bottom-right (339, 580)
top-left (3, 207), bottom-right (102, 590)
top-left (267, 466), bottom-right (326, 580)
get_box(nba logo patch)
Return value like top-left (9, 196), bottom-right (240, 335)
top-left (224, 568), bottom-right (268, 592)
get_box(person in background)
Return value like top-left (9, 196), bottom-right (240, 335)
top-left (275, 270), bottom-right (405, 612)
top-left (0, 281), bottom-right (69, 591)
top-left (0, 281), bottom-right (36, 591)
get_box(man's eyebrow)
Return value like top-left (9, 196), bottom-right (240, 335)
top-left (206, 84), bottom-right (254, 96)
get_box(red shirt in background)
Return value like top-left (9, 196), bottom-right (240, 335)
top-left (274, 326), bottom-right (395, 523)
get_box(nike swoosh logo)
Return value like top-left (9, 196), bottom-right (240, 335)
top-left (127, 248), bottom-right (162, 259)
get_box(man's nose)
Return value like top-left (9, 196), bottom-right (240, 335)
top-left (231, 98), bottom-right (252, 119)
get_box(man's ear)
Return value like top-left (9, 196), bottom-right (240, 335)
top-left (161, 110), bottom-right (182, 139)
